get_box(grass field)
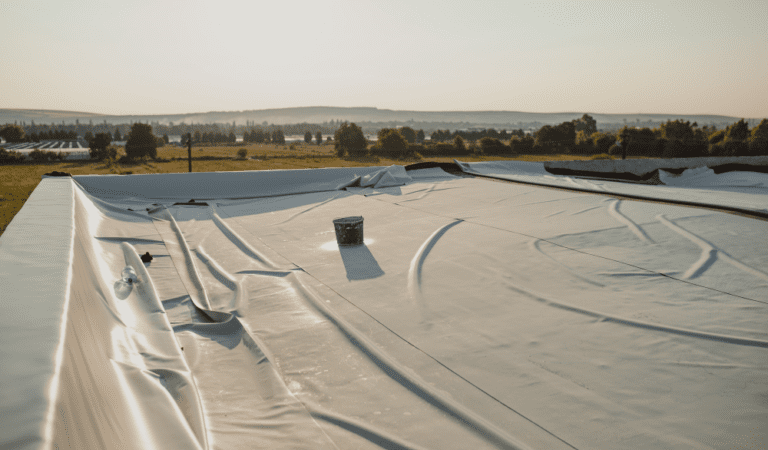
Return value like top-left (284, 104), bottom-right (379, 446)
top-left (0, 142), bottom-right (597, 237)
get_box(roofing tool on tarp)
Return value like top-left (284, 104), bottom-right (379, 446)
top-left (333, 216), bottom-right (364, 246)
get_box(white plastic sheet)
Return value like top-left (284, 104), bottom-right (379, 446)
top-left (457, 160), bottom-right (768, 215)
top-left (1, 165), bottom-right (766, 449)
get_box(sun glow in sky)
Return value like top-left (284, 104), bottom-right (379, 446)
top-left (1, 0), bottom-right (766, 117)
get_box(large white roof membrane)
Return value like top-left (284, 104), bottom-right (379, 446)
top-left (1, 163), bottom-right (766, 449)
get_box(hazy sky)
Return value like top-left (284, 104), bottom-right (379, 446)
top-left (1, 0), bottom-right (766, 117)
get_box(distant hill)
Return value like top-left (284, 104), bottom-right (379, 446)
top-left (0, 107), bottom-right (753, 129)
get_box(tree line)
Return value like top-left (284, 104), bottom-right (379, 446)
top-left (331, 115), bottom-right (768, 159)
top-left (4, 115), bottom-right (768, 164)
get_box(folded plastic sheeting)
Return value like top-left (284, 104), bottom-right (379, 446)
top-left (73, 166), bottom-right (387, 200)
top-left (456, 160), bottom-right (768, 216)
top-left (1, 168), bottom-right (767, 449)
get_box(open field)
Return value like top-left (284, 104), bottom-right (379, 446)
top-left (0, 142), bottom-right (600, 236)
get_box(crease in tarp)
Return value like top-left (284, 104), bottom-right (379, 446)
top-left (73, 166), bottom-right (388, 201)
top-left (40, 183), bottom-right (210, 450)
top-left (153, 202), bottom-right (534, 449)
top-left (145, 204), bottom-right (340, 448)
top-left (288, 271), bottom-right (533, 450)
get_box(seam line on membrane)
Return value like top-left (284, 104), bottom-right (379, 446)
top-left (212, 203), bottom-right (578, 449)
top-left (294, 269), bottom-right (579, 450)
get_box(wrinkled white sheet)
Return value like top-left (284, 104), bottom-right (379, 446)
top-left (659, 166), bottom-right (768, 188)
top-left (457, 160), bottom-right (768, 215)
top-left (2, 166), bottom-right (766, 450)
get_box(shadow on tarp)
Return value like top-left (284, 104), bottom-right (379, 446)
top-left (339, 244), bottom-right (385, 281)
top-left (173, 312), bottom-right (244, 350)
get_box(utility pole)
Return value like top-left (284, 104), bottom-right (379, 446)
top-left (187, 133), bottom-right (192, 172)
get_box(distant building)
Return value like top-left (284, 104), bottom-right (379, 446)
top-left (0, 140), bottom-right (91, 160)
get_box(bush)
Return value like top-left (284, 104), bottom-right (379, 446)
top-left (0, 124), bottom-right (26, 143)
top-left (510, 136), bottom-right (535, 154)
top-left (708, 142), bottom-right (726, 156)
top-left (418, 142), bottom-right (472, 157)
top-left (748, 139), bottom-right (768, 156)
top-left (607, 144), bottom-right (622, 156)
top-left (590, 153), bottom-right (615, 160)
top-left (28, 149), bottom-right (59, 162)
top-left (593, 133), bottom-right (616, 155)
top-left (453, 136), bottom-right (466, 153)
top-left (480, 137), bottom-right (511, 155)
top-left (373, 129), bottom-right (411, 159)
top-left (572, 140), bottom-right (595, 155)
top-left (90, 145), bottom-right (119, 161)
top-left (0, 147), bottom-right (25, 164)
top-left (237, 148), bottom-right (248, 159)
top-left (722, 139), bottom-right (750, 156)
top-left (685, 140), bottom-right (709, 157)
top-left (662, 139), bottom-right (687, 158)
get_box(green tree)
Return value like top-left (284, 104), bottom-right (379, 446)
top-left (708, 129), bottom-right (726, 145)
top-left (592, 132), bottom-right (616, 154)
top-left (750, 119), bottom-right (768, 141)
top-left (535, 121), bottom-right (575, 151)
top-left (304, 131), bottom-right (312, 144)
top-left (163, 134), bottom-right (170, 144)
top-left (619, 126), bottom-right (658, 157)
top-left (334, 122), bottom-right (367, 157)
top-left (272, 128), bottom-right (285, 145)
top-left (125, 123), bottom-right (158, 159)
top-left (114, 128), bottom-right (122, 141)
top-left (573, 114), bottom-right (597, 136)
top-left (315, 131), bottom-right (323, 145)
top-left (453, 135), bottom-right (466, 153)
top-left (659, 120), bottom-right (694, 142)
top-left (748, 119), bottom-right (768, 156)
top-left (726, 119), bottom-right (749, 141)
top-left (88, 132), bottom-right (113, 159)
top-left (0, 124), bottom-right (26, 143)
top-left (399, 126), bottom-right (417, 144)
top-left (376, 128), bottom-right (409, 158)
top-left (416, 129), bottom-right (425, 143)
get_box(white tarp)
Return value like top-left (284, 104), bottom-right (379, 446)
top-left (456, 159), bottom-right (768, 216)
top-left (1, 165), bottom-right (766, 449)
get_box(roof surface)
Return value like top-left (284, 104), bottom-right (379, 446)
top-left (1, 163), bottom-right (766, 449)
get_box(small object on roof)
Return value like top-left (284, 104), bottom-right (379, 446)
top-left (121, 266), bottom-right (137, 284)
top-left (173, 199), bottom-right (209, 206)
top-left (140, 252), bottom-right (153, 263)
top-left (333, 216), bottom-right (364, 247)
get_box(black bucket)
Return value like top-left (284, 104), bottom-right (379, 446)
top-left (333, 216), bottom-right (364, 246)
